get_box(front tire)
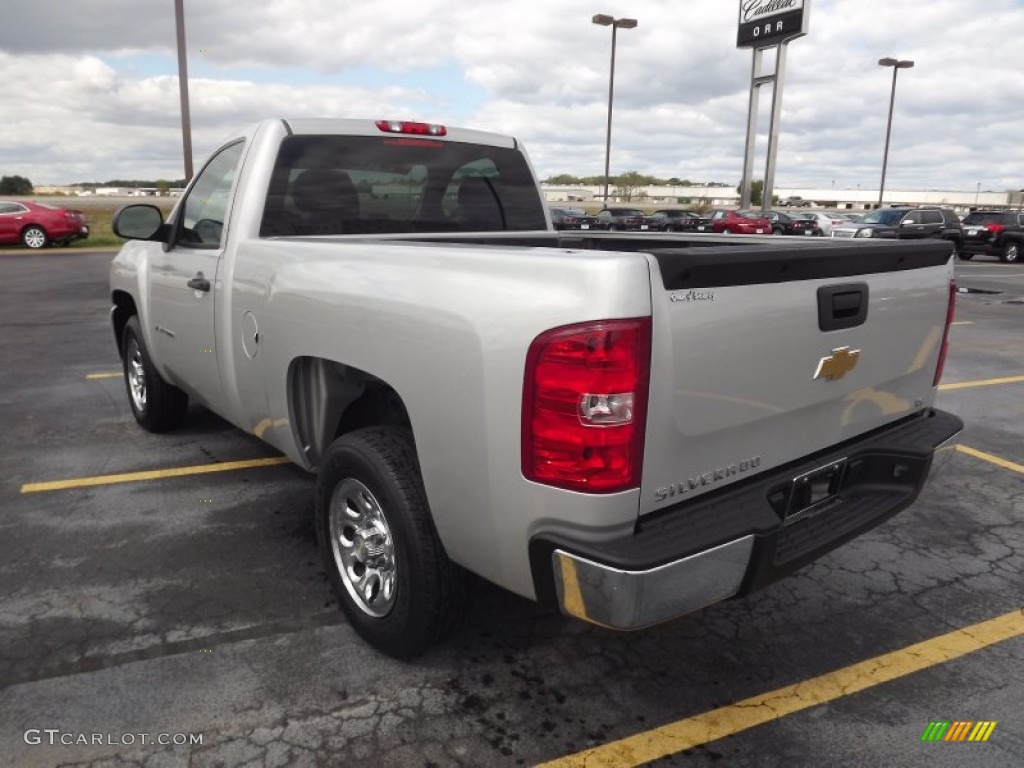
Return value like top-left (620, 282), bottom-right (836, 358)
top-left (22, 226), bottom-right (49, 249)
top-left (316, 427), bottom-right (468, 659)
top-left (121, 316), bottom-right (189, 432)
top-left (1002, 242), bottom-right (1020, 263)
top-left (958, 252), bottom-right (974, 261)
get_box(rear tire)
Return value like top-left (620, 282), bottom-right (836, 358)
top-left (1002, 242), bottom-right (1020, 263)
top-left (772, 226), bottom-right (783, 235)
top-left (958, 252), bottom-right (974, 261)
top-left (316, 426), bottom-right (468, 659)
top-left (22, 226), bottom-right (49, 249)
top-left (121, 316), bottom-right (189, 432)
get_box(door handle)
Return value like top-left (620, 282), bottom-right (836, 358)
top-left (187, 273), bottom-right (211, 292)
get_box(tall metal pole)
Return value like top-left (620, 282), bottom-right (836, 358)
top-left (877, 65), bottom-right (898, 208)
top-left (739, 48), bottom-right (764, 210)
top-left (602, 24), bottom-right (617, 203)
top-left (762, 43), bottom-right (788, 211)
top-left (175, 0), bottom-right (194, 182)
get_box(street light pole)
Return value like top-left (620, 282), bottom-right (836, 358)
top-left (877, 57), bottom-right (913, 208)
top-left (592, 14), bottom-right (637, 203)
top-left (174, 0), bottom-right (194, 182)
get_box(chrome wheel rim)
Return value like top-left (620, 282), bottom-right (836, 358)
top-left (329, 478), bottom-right (397, 617)
top-left (126, 338), bottom-right (147, 412)
top-left (24, 229), bottom-right (46, 248)
top-left (1007, 244), bottom-right (1019, 262)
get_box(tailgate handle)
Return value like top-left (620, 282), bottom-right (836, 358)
top-left (817, 283), bottom-right (868, 331)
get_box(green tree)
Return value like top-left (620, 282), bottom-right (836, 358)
top-left (613, 170), bottom-right (656, 201)
top-left (544, 173), bottom-right (582, 185)
top-left (0, 175), bottom-right (33, 195)
top-left (737, 179), bottom-right (765, 206)
top-left (156, 180), bottom-right (170, 197)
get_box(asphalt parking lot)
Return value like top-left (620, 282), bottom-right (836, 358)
top-left (0, 250), bottom-right (1021, 768)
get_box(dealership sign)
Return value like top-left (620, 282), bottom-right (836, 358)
top-left (737, 0), bottom-right (809, 48)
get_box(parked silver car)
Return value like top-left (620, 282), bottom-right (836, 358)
top-left (794, 211), bottom-right (848, 237)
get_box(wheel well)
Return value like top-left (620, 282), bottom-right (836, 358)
top-left (288, 357), bottom-right (411, 469)
top-left (111, 291), bottom-right (138, 355)
top-left (21, 223), bottom-right (48, 237)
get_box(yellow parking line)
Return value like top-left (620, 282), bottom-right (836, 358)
top-left (956, 445), bottom-right (1024, 474)
top-left (939, 374), bottom-right (1024, 391)
top-left (536, 609), bottom-right (1024, 768)
top-left (21, 456), bottom-right (292, 493)
top-left (85, 372), bottom-right (122, 380)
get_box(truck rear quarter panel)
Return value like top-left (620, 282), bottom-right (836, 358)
top-left (237, 239), bottom-right (653, 599)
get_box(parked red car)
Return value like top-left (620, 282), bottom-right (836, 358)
top-left (697, 208), bottom-right (772, 235)
top-left (0, 200), bottom-right (90, 248)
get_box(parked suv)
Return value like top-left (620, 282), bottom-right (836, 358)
top-left (831, 206), bottom-right (963, 256)
top-left (959, 210), bottom-right (1024, 263)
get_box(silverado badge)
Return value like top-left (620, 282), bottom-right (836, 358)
top-left (814, 346), bottom-right (861, 381)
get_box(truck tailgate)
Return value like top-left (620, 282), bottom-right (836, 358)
top-left (640, 240), bottom-right (954, 516)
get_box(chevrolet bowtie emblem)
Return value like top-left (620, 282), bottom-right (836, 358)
top-left (814, 346), bottom-right (861, 381)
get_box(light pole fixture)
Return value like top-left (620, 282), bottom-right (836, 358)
top-left (877, 57), bottom-right (913, 207)
top-left (592, 13), bottom-right (637, 202)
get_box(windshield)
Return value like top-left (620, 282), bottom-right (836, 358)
top-left (858, 210), bottom-right (906, 225)
top-left (260, 135), bottom-right (547, 236)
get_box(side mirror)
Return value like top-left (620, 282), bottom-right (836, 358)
top-left (112, 204), bottom-right (168, 242)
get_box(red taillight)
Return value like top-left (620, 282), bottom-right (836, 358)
top-left (933, 279), bottom-right (956, 386)
top-left (522, 318), bottom-right (651, 493)
top-left (985, 224), bottom-right (1005, 234)
top-left (375, 120), bottom-right (447, 136)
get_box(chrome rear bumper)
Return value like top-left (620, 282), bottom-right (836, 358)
top-left (552, 536), bottom-right (754, 630)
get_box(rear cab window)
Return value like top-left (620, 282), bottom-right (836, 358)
top-left (260, 135), bottom-right (547, 236)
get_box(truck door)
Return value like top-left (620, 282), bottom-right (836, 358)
top-left (147, 141), bottom-right (245, 411)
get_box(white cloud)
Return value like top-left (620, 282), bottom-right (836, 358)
top-left (1, 0), bottom-right (1023, 190)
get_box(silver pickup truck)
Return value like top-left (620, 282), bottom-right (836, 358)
top-left (110, 118), bottom-right (962, 658)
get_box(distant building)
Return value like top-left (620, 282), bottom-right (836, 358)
top-left (34, 185), bottom-right (78, 195)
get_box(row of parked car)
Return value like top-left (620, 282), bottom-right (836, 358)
top-left (551, 206), bottom-right (862, 237)
top-left (551, 205), bottom-right (1024, 263)
top-left (2, 195), bottom-right (1020, 265)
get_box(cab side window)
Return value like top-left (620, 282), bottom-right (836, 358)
top-left (176, 142), bottom-right (245, 248)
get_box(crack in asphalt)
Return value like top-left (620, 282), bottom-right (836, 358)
top-left (0, 613), bottom-right (343, 690)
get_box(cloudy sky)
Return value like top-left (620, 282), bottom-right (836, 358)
top-left (1, 0), bottom-right (1023, 192)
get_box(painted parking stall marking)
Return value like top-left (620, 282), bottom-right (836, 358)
top-left (20, 456), bottom-right (292, 493)
top-left (939, 374), bottom-right (1024, 391)
top-left (955, 445), bottom-right (1024, 474)
top-left (537, 609), bottom-right (1023, 768)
